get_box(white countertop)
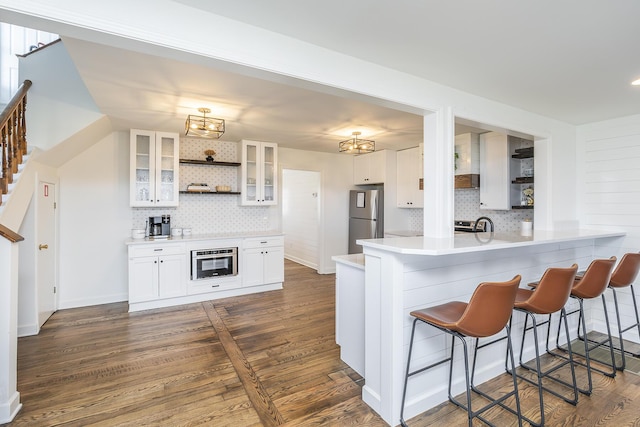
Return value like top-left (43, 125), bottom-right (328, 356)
top-left (332, 253), bottom-right (365, 269)
top-left (125, 230), bottom-right (283, 245)
top-left (384, 230), bottom-right (423, 237)
top-left (357, 229), bottom-right (625, 256)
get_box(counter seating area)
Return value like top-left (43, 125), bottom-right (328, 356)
top-left (398, 254), bottom-right (640, 427)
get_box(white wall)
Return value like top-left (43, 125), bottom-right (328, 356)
top-left (282, 169), bottom-right (320, 269)
top-left (57, 131), bottom-right (130, 308)
top-left (577, 114), bottom-right (640, 341)
top-left (17, 196), bottom-right (36, 335)
top-left (278, 148), bottom-right (354, 274)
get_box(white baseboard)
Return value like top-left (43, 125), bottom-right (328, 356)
top-left (284, 254), bottom-right (317, 270)
top-left (17, 323), bottom-right (39, 337)
top-left (0, 391), bottom-right (22, 424)
top-left (58, 292), bottom-right (128, 310)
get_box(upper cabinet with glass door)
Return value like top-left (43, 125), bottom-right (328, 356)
top-left (130, 129), bottom-right (179, 207)
top-left (239, 140), bottom-right (278, 206)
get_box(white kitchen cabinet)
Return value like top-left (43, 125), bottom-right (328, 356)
top-left (239, 140), bottom-right (278, 206)
top-left (454, 133), bottom-right (480, 189)
top-left (334, 255), bottom-right (365, 376)
top-left (396, 146), bottom-right (423, 208)
top-left (130, 129), bottom-right (179, 207)
top-left (128, 243), bottom-right (187, 304)
top-left (479, 132), bottom-right (510, 210)
top-left (242, 237), bottom-right (284, 287)
top-left (354, 150), bottom-right (389, 185)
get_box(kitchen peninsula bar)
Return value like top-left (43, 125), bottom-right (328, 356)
top-left (342, 229), bottom-right (625, 426)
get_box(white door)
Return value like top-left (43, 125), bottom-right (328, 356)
top-left (37, 181), bottom-right (57, 327)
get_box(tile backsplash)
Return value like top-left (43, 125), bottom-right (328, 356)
top-left (403, 190), bottom-right (533, 234)
top-left (455, 188), bottom-right (533, 232)
top-left (131, 137), bottom-right (273, 234)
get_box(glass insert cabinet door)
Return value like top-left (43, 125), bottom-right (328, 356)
top-left (157, 134), bottom-right (177, 204)
top-left (130, 129), bottom-right (179, 207)
top-left (262, 144), bottom-right (275, 202)
top-left (131, 130), bottom-right (154, 206)
top-left (245, 143), bottom-right (258, 203)
top-left (240, 140), bottom-right (278, 206)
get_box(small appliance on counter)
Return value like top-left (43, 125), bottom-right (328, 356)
top-left (454, 219), bottom-right (487, 233)
top-left (149, 215), bottom-right (171, 238)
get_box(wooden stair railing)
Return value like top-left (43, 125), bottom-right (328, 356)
top-left (0, 79), bottom-right (32, 206)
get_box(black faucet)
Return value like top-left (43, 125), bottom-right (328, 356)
top-left (474, 216), bottom-right (494, 232)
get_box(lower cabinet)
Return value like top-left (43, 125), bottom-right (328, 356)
top-left (127, 234), bottom-right (284, 312)
top-left (242, 237), bottom-right (285, 287)
top-left (128, 243), bottom-right (187, 303)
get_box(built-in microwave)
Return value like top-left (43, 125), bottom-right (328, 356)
top-left (191, 247), bottom-right (238, 280)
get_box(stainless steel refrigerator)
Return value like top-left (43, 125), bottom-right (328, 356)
top-left (348, 189), bottom-right (384, 254)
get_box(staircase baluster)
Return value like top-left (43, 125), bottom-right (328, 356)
top-left (0, 80), bottom-right (32, 206)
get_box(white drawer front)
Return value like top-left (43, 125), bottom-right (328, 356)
top-left (188, 278), bottom-right (241, 295)
top-left (130, 243), bottom-right (185, 258)
top-left (243, 236), bottom-right (284, 249)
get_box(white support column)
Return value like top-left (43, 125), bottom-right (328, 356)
top-left (0, 239), bottom-right (22, 423)
top-left (422, 108), bottom-right (455, 238)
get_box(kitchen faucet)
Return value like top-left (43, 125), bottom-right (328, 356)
top-left (474, 216), bottom-right (494, 232)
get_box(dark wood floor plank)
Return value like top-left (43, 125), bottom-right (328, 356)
top-left (7, 259), bottom-right (640, 426)
top-left (203, 300), bottom-right (285, 426)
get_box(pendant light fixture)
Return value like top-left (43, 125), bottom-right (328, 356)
top-left (185, 107), bottom-right (225, 139)
top-left (338, 131), bottom-right (375, 154)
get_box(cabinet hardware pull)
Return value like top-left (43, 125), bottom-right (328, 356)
top-left (211, 284), bottom-right (220, 288)
top-left (38, 244), bottom-right (48, 250)
top-left (154, 248), bottom-right (163, 251)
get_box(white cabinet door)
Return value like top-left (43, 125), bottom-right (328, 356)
top-left (242, 248), bottom-right (265, 287)
top-left (128, 256), bottom-right (159, 303)
top-left (158, 254), bottom-right (186, 298)
top-left (154, 132), bottom-right (179, 207)
top-left (240, 140), bottom-right (278, 206)
top-left (263, 246), bottom-right (284, 284)
top-left (242, 237), bottom-right (284, 287)
top-left (479, 132), bottom-right (510, 210)
top-left (128, 243), bottom-right (187, 304)
top-left (130, 129), bottom-right (179, 207)
top-left (354, 151), bottom-right (387, 185)
top-left (396, 147), bottom-right (423, 208)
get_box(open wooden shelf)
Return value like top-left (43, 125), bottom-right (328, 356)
top-left (179, 159), bottom-right (241, 167)
top-left (180, 191), bottom-right (240, 195)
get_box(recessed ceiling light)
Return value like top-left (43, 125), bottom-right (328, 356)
top-left (632, 79), bottom-right (640, 86)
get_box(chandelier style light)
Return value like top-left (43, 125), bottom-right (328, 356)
top-left (185, 107), bottom-right (225, 139)
top-left (338, 131), bottom-right (375, 154)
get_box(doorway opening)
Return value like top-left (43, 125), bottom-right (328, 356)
top-left (282, 169), bottom-right (321, 271)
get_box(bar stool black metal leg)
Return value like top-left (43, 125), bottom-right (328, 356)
top-left (611, 287), bottom-right (626, 370)
top-left (399, 318), bottom-right (419, 427)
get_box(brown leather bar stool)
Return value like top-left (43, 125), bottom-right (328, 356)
top-left (607, 252), bottom-right (640, 369)
top-left (399, 275), bottom-right (523, 427)
top-left (508, 264), bottom-right (579, 427)
top-left (577, 252), bottom-right (640, 370)
top-left (546, 257), bottom-right (617, 395)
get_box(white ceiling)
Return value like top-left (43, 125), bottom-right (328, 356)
top-left (11, 1), bottom-right (640, 153)
top-left (177, 0), bottom-right (640, 126)
top-left (61, 37), bottom-right (426, 153)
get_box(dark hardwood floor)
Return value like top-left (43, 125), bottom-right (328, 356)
top-left (5, 260), bottom-right (640, 426)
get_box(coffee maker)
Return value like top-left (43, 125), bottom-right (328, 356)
top-left (148, 215), bottom-right (171, 238)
